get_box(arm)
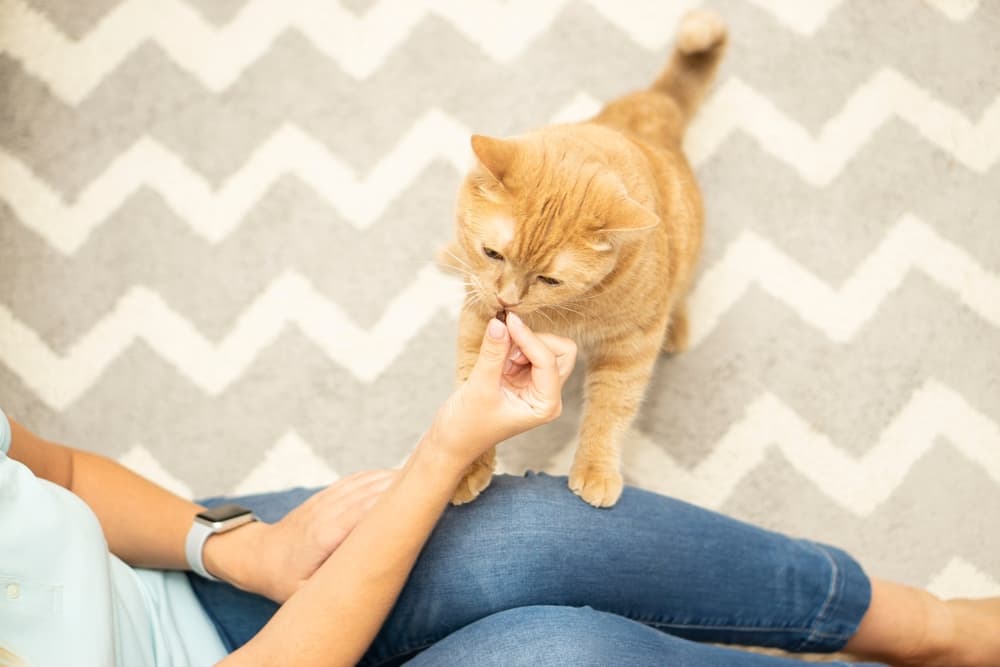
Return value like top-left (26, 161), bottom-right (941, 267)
top-left (6, 420), bottom-right (254, 575)
top-left (222, 312), bottom-right (577, 666)
top-left (6, 419), bottom-right (396, 603)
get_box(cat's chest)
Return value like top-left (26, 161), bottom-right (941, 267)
top-left (521, 312), bottom-right (608, 354)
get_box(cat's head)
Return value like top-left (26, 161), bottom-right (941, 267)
top-left (451, 131), bottom-right (659, 317)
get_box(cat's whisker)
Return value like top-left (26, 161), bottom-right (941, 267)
top-left (569, 287), bottom-right (620, 305)
top-left (543, 305), bottom-right (573, 327)
top-left (551, 302), bottom-right (584, 318)
top-left (443, 248), bottom-right (477, 274)
top-left (534, 308), bottom-right (556, 329)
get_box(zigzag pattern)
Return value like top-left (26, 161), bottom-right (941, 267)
top-left (0, 266), bottom-right (463, 410)
top-left (638, 276), bottom-right (1000, 459)
top-left (543, 380), bottom-right (1000, 516)
top-left (3, 212), bottom-right (997, 409)
top-left (0, 111), bottom-right (470, 253)
top-left (4, 0), bottom-right (982, 104)
top-left (0, 179), bottom-right (459, 340)
top-left (4, 72), bottom-right (998, 255)
top-left (687, 214), bottom-right (1000, 346)
top-left (6, 113), bottom-right (998, 331)
top-left (0, 216), bottom-right (1000, 406)
top-left (686, 69), bottom-right (1000, 183)
top-left (928, 558), bottom-right (1000, 598)
top-left (230, 431), bottom-right (340, 495)
top-left (4, 3), bottom-right (996, 192)
top-left (2, 0), bottom-right (998, 589)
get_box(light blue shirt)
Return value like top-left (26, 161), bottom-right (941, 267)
top-left (0, 408), bottom-right (227, 666)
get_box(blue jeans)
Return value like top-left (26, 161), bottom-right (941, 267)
top-left (189, 473), bottom-right (881, 666)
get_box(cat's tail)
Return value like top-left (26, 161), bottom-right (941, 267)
top-left (651, 10), bottom-right (728, 122)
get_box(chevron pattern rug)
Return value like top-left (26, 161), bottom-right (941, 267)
top-left (1, 0), bottom-right (998, 616)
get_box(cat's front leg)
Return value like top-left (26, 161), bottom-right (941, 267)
top-left (452, 449), bottom-right (497, 506)
top-left (570, 342), bottom-right (660, 507)
top-left (450, 307), bottom-right (497, 505)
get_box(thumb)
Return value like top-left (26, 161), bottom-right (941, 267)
top-left (469, 317), bottom-right (511, 383)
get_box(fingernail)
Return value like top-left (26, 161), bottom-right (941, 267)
top-left (507, 312), bottom-right (522, 328)
top-left (487, 318), bottom-right (506, 339)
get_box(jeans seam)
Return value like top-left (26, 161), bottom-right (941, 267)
top-left (641, 619), bottom-right (843, 636)
top-left (362, 608), bottom-right (844, 666)
top-left (799, 541), bottom-right (844, 651)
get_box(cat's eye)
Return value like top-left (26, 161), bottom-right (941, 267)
top-left (483, 246), bottom-right (504, 261)
top-left (537, 275), bottom-right (561, 286)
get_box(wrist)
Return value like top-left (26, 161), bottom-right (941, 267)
top-left (201, 521), bottom-right (271, 594)
top-left (414, 422), bottom-right (480, 480)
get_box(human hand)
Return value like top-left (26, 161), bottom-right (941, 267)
top-left (204, 469), bottom-right (398, 603)
top-left (429, 312), bottom-right (577, 468)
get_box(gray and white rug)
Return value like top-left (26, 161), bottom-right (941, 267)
top-left (1, 0), bottom-right (998, 603)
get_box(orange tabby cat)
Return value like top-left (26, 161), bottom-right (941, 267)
top-left (441, 10), bottom-right (727, 507)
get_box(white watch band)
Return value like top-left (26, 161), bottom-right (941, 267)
top-left (185, 519), bottom-right (220, 581)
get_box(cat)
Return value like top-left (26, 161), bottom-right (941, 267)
top-left (439, 10), bottom-right (727, 507)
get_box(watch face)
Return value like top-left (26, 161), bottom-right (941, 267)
top-left (197, 503), bottom-right (253, 523)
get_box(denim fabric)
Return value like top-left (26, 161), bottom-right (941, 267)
top-left (188, 473), bottom-right (877, 666)
top-left (404, 606), bottom-right (883, 667)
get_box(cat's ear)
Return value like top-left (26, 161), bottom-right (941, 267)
top-left (600, 195), bottom-right (660, 235)
top-left (471, 135), bottom-right (516, 186)
top-left (593, 171), bottom-right (660, 235)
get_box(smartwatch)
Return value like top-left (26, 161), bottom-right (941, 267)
top-left (185, 503), bottom-right (258, 581)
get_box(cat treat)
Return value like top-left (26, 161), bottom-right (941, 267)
top-left (496, 309), bottom-right (508, 324)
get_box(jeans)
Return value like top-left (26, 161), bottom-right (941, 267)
top-left (189, 473), bottom-right (881, 666)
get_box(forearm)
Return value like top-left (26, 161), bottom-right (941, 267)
top-left (69, 449), bottom-right (202, 568)
top-left (223, 431), bottom-right (468, 667)
top-left (7, 418), bottom-right (262, 587)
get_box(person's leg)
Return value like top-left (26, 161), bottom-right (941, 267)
top-left (190, 475), bottom-right (866, 658)
top-left (361, 472), bottom-right (872, 665)
top-left (843, 579), bottom-right (1000, 667)
top-left (191, 476), bottom-right (1000, 666)
top-left (403, 606), bottom-right (883, 667)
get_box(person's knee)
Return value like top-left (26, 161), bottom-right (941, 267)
top-left (503, 604), bottom-right (605, 647)
top-left (466, 606), bottom-right (657, 666)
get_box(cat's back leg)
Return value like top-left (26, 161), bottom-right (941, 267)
top-left (663, 301), bottom-right (690, 355)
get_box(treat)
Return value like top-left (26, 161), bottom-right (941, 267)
top-left (496, 309), bottom-right (508, 323)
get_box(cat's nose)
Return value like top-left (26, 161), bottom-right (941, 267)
top-left (497, 295), bottom-right (520, 308)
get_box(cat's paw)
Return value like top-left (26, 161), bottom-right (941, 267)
top-left (450, 460), bottom-right (494, 505)
top-left (569, 465), bottom-right (624, 508)
top-left (676, 9), bottom-right (727, 56)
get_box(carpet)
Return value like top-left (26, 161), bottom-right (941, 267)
top-left (1, 0), bottom-right (998, 622)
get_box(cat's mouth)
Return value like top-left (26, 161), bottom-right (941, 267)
top-left (494, 304), bottom-right (537, 317)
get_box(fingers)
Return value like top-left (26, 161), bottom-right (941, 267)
top-left (469, 317), bottom-right (512, 384)
top-left (504, 344), bottom-right (527, 375)
top-left (534, 333), bottom-right (577, 381)
top-left (505, 315), bottom-right (577, 381)
top-left (309, 471), bottom-right (396, 545)
top-left (315, 469), bottom-right (397, 506)
top-left (505, 312), bottom-right (561, 397)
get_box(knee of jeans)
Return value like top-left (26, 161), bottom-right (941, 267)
top-left (491, 606), bottom-right (632, 663)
